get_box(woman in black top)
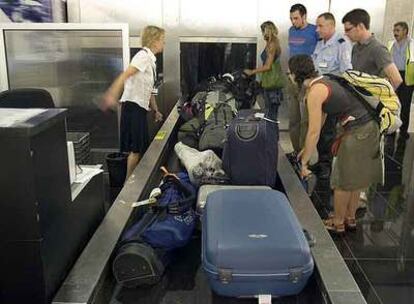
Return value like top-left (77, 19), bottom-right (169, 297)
top-left (288, 55), bottom-right (383, 234)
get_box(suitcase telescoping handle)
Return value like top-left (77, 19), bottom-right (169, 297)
top-left (235, 124), bottom-right (259, 141)
top-left (303, 229), bottom-right (316, 247)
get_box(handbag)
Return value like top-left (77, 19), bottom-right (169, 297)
top-left (261, 59), bottom-right (286, 89)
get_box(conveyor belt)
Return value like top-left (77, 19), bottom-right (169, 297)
top-left (53, 103), bottom-right (367, 304)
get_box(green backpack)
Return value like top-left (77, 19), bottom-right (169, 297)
top-left (177, 117), bottom-right (202, 149)
top-left (198, 102), bottom-right (236, 154)
top-left (261, 59), bottom-right (286, 89)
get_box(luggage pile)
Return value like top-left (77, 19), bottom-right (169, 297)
top-left (111, 73), bottom-right (314, 301)
top-left (177, 71), bottom-right (259, 156)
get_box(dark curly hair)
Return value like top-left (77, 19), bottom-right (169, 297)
top-left (288, 55), bottom-right (318, 87)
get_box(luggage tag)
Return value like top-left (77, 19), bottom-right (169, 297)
top-left (254, 112), bottom-right (279, 124)
top-left (131, 187), bottom-right (161, 208)
top-left (257, 294), bottom-right (272, 304)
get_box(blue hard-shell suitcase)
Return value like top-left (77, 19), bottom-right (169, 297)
top-left (202, 189), bottom-right (314, 297)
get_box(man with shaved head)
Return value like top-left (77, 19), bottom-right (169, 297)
top-left (313, 12), bottom-right (352, 75)
top-left (309, 12), bottom-right (353, 179)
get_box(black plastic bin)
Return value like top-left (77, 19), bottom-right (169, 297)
top-left (106, 152), bottom-right (128, 187)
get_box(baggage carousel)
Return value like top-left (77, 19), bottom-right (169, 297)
top-left (53, 104), bottom-right (367, 304)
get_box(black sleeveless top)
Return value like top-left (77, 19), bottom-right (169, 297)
top-left (312, 76), bottom-right (372, 128)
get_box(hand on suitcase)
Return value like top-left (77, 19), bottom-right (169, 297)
top-left (300, 165), bottom-right (313, 179)
top-left (297, 149), bottom-right (312, 179)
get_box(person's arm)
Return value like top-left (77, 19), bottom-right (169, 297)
top-left (374, 45), bottom-right (402, 89)
top-left (312, 28), bottom-right (319, 54)
top-left (338, 40), bottom-right (353, 73)
top-left (383, 62), bottom-right (403, 89)
top-left (299, 83), bottom-right (329, 175)
top-left (244, 43), bottom-right (279, 76)
top-left (101, 66), bottom-right (138, 111)
top-left (149, 94), bottom-right (163, 122)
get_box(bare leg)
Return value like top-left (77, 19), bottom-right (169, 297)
top-left (332, 189), bottom-right (352, 226)
top-left (126, 152), bottom-right (140, 180)
top-left (346, 190), bottom-right (361, 220)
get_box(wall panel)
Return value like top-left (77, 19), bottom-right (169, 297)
top-left (382, 0), bottom-right (414, 43)
top-left (76, 0), bottom-right (163, 35)
top-left (179, 0), bottom-right (257, 36)
top-left (330, 0), bottom-right (387, 41)
top-left (0, 24), bottom-right (129, 149)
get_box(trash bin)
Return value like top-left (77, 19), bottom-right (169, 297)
top-left (106, 152), bottom-right (128, 187)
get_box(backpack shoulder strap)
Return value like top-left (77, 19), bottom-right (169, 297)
top-left (137, 48), bottom-right (156, 85)
top-left (325, 74), bottom-right (379, 119)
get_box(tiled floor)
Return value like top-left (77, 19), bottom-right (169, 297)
top-left (306, 134), bottom-right (414, 304)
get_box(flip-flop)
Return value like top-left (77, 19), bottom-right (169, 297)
top-left (327, 213), bottom-right (357, 231)
top-left (323, 218), bottom-right (345, 234)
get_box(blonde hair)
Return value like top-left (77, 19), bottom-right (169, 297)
top-left (261, 21), bottom-right (278, 39)
top-left (260, 21), bottom-right (281, 57)
top-left (141, 25), bottom-right (165, 48)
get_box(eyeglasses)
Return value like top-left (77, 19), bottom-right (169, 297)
top-left (344, 26), bottom-right (355, 33)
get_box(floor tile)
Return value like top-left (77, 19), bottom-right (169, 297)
top-left (341, 216), bottom-right (414, 260)
top-left (308, 133), bottom-right (414, 303)
top-left (356, 260), bottom-right (414, 304)
top-left (344, 259), bottom-right (382, 304)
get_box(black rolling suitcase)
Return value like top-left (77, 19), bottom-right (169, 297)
top-left (222, 110), bottom-right (278, 187)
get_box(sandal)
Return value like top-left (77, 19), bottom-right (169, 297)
top-left (327, 213), bottom-right (357, 231)
top-left (345, 218), bottom-right (357, 231)
top-left (323, 218), bottom-right (345, 234)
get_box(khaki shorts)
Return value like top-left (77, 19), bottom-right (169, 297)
top-left (331, 120), bottom-right (384, 191)
top-left (287, 81), bottom-right (307, 152)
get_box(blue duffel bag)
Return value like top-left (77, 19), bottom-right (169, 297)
top-left (113, 171), bottom-right (196, 287)
top-left (140, 172), bottom-right (196, 250)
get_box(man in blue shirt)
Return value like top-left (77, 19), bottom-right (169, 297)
top-left (288, 4), bottom-right (318, 57)
top-left (310, 12), bottom-right (353, 179)
top-left (288, 4), bottom-right (319, 154)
